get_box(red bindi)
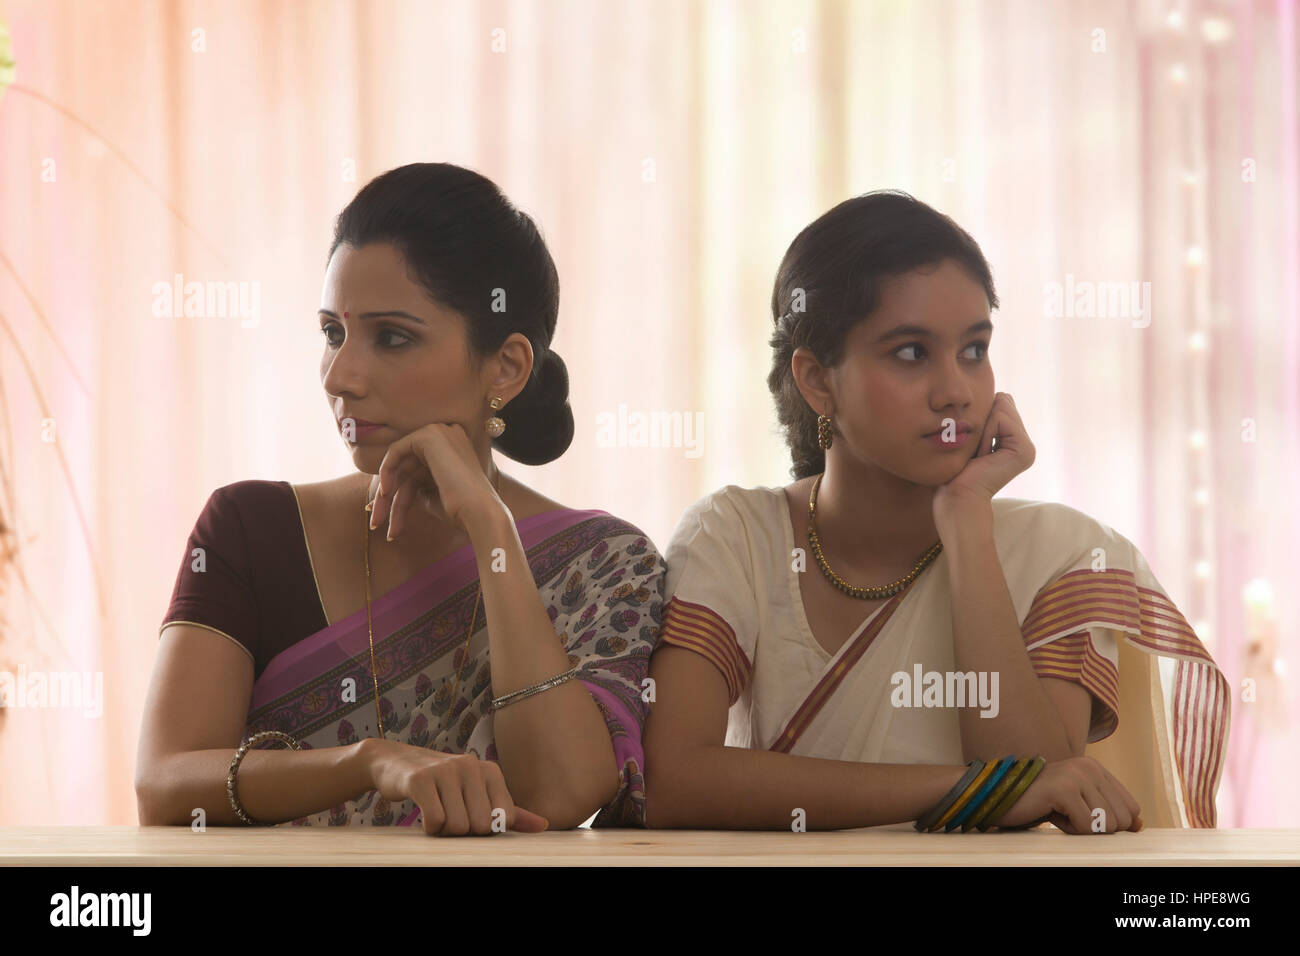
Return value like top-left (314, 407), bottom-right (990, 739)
top-left (344, 311), bottom-right (349, 318)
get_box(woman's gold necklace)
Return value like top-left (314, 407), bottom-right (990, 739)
top-left (362, 467), bottom-right (500, 740)
top-left (806, 473), bottom-right (942, 600)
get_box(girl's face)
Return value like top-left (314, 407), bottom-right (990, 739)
top-left (824, 258), bottom-right (996, 486)
top-left (319, 241), bottom-right (487, 473)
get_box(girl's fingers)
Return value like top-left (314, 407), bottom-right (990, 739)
top-left (1048, 811), bottom-right (1079, 834)
top-left (982, 394), bottom-right (1017, 455)
top-left (975, 407), bottom-right (1000, 457)
top-left (1089, 781), bottom-right (1122, 832)
top-left (1081, 786), bottom-right (1118, 833)
top-left (1062, 789), bottom-right (1093, 834)
top-left (1095, 775), bottom-right (1139, 832)
top-left (1106, 769), bottom-right (1143, 822)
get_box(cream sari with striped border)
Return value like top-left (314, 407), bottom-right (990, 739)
top-left (659, 485), bottom-right (1228, 828)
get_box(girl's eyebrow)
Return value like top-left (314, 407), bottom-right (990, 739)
top-left (318, 309), bottom-right (427, 326)
top-left (874, 319), bottom-right (993, 344)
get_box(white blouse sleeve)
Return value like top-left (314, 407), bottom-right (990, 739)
top-left (659, 491), bottom-right (759, 706)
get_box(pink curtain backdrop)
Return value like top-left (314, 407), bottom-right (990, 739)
top-left (0, 0), bottom-right (1295, 827)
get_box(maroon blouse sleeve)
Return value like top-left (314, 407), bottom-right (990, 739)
top-left (159, 480), bottom-right (328, 679)
top-left (160, 484), bottom-right (260, 664)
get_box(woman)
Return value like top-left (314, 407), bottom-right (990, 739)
top-left (644, 191), bottom-right (1228, 833)
top-left (137, 163), bottom-right (663, 834)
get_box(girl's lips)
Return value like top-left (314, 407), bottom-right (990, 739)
top-left (925, 429), bottom-right (972, 449)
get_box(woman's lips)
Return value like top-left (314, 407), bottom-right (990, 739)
top-left (339, 419), bottom-right (386, 441)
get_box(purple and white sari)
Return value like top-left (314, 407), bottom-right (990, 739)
top-left (242, 509), bottom-right (663, 828)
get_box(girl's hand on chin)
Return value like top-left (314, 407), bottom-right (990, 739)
top-left (932, 392), bottom-right (1035, 525)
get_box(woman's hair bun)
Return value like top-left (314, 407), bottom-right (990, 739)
top-left (492, 349), bottom-right (574, 466)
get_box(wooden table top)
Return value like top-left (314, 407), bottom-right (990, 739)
top-left (2, 825), bottom-right (1297, 866)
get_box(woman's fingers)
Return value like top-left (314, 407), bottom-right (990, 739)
top-left (371, 457), bottom-right (419, 533)
top-left (373, 437), bottom-right (420, 525)
top-left (433, 771), bottom-right (471, 836)
top-left (416, 786), bottom-right (447, 836)
top-left (478, 761), bottom-right (549, 832)
top-left (374, 436), bottom-right (411, 504)
top-left (370, 436), bottom-right (449, 539)
top-left (481, 763), bottom-right (517, 834)
top-left (511, 808), bottom-right (550, 832)
top-left (460, 763), bottom-right (495, 836)
top-left (385, 475), bottom-right (420, 542)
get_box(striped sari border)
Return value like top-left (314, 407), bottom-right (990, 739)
top-left (658, 597), bottom-right (752, 707)
top-left (1022, 568), bottom-right (1228, 827)
top-left (1174, 658), bottom-right (1229, 828)
top-left (1022, 569), bottom-right (1211, 662)
top-left (1027, 630), bottom-right (1120, 742)
top-left (768, 589), bottom-right (909, 755)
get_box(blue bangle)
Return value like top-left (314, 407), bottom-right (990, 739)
top-left (947, 755), bottom-right (1018, 831)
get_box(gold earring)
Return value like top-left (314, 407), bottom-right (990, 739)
top-left (485, 396), bottom-right (506, 438)
top-left (817, 413), bottom-right (833, 450)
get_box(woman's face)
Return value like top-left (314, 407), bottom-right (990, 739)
top-left (825, 258), bottom-right (996, 486)
top-left (319, 241), bottom-right (485, 473)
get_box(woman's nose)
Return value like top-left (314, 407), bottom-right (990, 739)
top-left (321, 334), bottom-right (368, 395)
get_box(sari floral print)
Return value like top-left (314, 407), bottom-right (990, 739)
top-left (240, 510), bottom-right (663, 828)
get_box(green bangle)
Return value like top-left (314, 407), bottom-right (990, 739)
top-left (915, 760), bottom-right (985, 832)
top-left (964, 756), bottom-right (1032, 831)
top-left (977, 756), bottom-right (1047, 831)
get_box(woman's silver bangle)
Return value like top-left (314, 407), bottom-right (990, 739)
top-left (226, 730), bottom-right (300, 826)
top-left (490, 665), bottom-right (583, 712)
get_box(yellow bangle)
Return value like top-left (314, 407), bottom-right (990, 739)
top-left (930, 759), bottom-right (1000, 831)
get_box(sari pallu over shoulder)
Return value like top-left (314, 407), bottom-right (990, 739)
top-left (762, 498), bottom-right (1229, 828)
top-left (241, 508), bottom-right (664, 828)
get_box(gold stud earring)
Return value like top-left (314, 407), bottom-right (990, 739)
top-left (817, 413), bottom-right (833, 450)
top-left (485, 396), bottom-right (506, 438)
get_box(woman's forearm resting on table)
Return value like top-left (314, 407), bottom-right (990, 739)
top-left (644, 744), bottom-right (967, 830)
top-left (490, 680), bottom-right (622, 829)
top-left (465, 506), bottom-right (622, 827)
top-left (134, 739), bottom-right (373, 827)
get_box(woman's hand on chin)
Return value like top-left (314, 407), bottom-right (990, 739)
top-left (367, 422), bottom-right (506, 541)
